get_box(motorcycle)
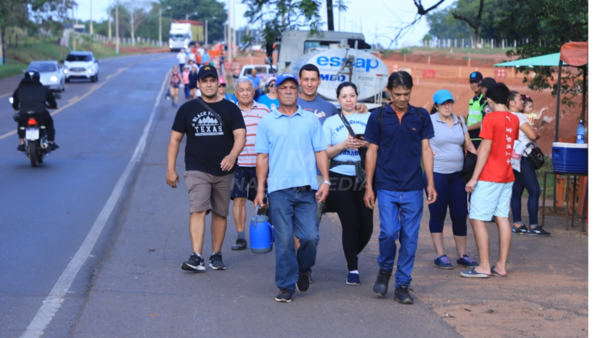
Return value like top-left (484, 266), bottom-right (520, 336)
top-left (9, 95), bottom-right (60, 167)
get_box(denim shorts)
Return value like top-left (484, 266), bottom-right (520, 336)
top-left (469, 181), bottom-right (514, 220)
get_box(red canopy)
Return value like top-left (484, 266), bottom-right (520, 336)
top-left (560, 42), bottom-right (588, 67)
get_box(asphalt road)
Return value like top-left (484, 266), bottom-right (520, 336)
top-left (0, 54), bottom-right (459, 337)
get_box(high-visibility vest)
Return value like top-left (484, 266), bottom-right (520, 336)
top-left (467, 93), bottom-right (486, 140)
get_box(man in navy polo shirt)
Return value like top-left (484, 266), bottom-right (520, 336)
top-left (254, 73), bottom-right (330, 303)
top-left (363, 71), bottom-right (437, 305)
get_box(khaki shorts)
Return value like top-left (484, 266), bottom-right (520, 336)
top-left (184, 170), bottom-right (234, 217)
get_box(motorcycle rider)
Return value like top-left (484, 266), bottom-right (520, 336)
top-left (12, 70), bottom-right (59, 152)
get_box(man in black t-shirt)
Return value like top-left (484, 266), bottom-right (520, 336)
top-left (167, 65), bottom-right (246, 272)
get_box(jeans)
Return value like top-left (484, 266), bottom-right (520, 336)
top-left (184, 84), bottom-right (190, 99)
top-left (426, 172), bottom-right (468, 236)
top-left (269, 187), bottom-right (319, 292)
top-left (511, 157), bottom-right (541, 225)
top-left (377, 189), bottom-right (423, 288)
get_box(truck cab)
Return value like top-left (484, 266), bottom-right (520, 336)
top-left (169, 23), bottom-right (192, 52)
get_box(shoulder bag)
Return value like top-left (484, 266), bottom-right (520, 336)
top-left (335, 113), bottom-right (366, 184)
top-left (525, 142), bottom-right (545, 170)
top-left (457, 115), bottom-right (478, 183)
top-left (195, 98), bottom-right (233, 140)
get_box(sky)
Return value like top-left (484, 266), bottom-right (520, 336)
top-left (72, 0), bottom-right (454, 47)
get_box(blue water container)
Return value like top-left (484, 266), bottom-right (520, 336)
top-left (249, 207), bottom-right (273, 254)
top-left (552, 142), bottom-right (588, 174)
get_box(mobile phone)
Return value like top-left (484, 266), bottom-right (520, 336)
top-left (355, 134), bottom-right (365, 140)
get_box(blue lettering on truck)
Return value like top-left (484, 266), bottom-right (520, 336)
top-left (320, 74), bottom-right (346, 81)
top-left (315, 56), bottom-right (379, 72)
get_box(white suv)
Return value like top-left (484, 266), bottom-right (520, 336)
top-left (63, 51), bottom-right (99, 82)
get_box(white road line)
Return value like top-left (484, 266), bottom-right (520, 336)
top-left (20, 70), bottom-right (170, 338)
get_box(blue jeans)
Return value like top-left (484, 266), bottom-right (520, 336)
top-left (269, 187), bottom-right (319, 292)
top-left (511, 157), bottom-right (541, 225)
top-left (377, 189), bottom-right (423, 288)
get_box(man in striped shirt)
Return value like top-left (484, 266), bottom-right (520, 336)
top-left (230, 77), bottom-right (270, 250)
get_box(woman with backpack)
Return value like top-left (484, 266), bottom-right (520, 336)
top-left (169, 65), bottom-right (184, 108)
top-left (507, 92), bottom-right (549, 236)
top-left (426, 89), bottom-right (479, 270)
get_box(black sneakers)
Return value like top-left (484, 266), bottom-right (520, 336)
top-left (181, 254), bottom-right (205, 271)
top-left (49, 142), bottom-right (59, 151)
top-left (373, 269), bottom-right (393, 297)
top-left (209, 252), bottom-right (227, 270)
top-left (512, 224), bottom-right (528, 235)
top-left (394, 286), bottom-right (414, 305)
top-left (17, 144), bottom-right (25, 152)
top-left (231, 238), bottom-right (247, 250)
top-left (527, 225), bottom-right (551, 237)
top-left (275, 289), bottom-right (293, 303)
top-left (296, 273), bottom-right (310, 293)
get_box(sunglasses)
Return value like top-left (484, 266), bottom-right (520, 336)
top-left (268, 84), bottom-right (275, 87)
top-left (219, 84), bottom-right (226, 88)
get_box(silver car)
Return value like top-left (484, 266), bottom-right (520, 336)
top-left (27, 60), bottom-right (66, 92)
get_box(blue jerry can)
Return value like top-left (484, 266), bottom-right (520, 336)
top-left (249, 207), bottom-right (273, 254)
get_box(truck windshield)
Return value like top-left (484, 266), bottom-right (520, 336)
top-left (66, 54), bottom-right (92, 62)
top-left (170, 34), bottom-right (190, 40)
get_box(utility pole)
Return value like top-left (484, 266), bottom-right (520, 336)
top-left (227, 0), bottom-right (232, 63)
top-left (108, 7), bottom-right (112, 39)
top-left (116, 1), bottom-right (120, 54)
top-left (90, 0), bottom-right (93, 34)
top-left (326, 0), bottom-right (334, 31)
top-left (130, 3), bottom-right (135, 46)
top-left (159, 7), bottom-right (162, 43)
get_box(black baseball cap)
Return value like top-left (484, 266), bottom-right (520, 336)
top-left (478, 77), bottom-right (497, 89)
top-left (469, 71), bottom-right (483, 83)
top-left (198, 65), bottom-right (218, 79)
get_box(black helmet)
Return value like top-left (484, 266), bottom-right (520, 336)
top-left (25, 69), bottom-right (40, 81)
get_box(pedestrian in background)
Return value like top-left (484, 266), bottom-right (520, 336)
top-left (176, 49), bottom-right (187, 73)
top-left (506, 92), bottom-right (549, 237)
top-left (364, 71), bottom-right (436, 304)
top-left (462, 83), bottom-right (519, 279)
top-left (322, 82), bottom-right (373, 286)
top-left (254, 73), bottom-right (330, 303)
top-left (169, 65), bottom-right (184, 108)
top-left (467, 74), bottom-right (495, 149)
top-left (188, 65), bottom-right (199, 99)
top-left (182, 65), bottom-right (191, 100)
top-left (166, 65), bottom-right (246, 272)
top-left (427, 89), bottom-right (478, 270)
top-left (258, 77), bottom-right (279, 111)
top-left (230, 77), bottom-right (270, 251)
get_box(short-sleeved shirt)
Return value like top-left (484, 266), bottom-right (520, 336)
top-left (510, 112), bottom-right (533, 144)
top-left (176, 53), bottom-right (187, 64)
top-left (255, 106), bottom-right (328, 193)
top-left (297, 96), bottom-right (339, 125)
top-left (237, 101), bottom-right (270, 167)
top-left (322, 112), bottom-right (370, 176)
top-left (478, 111), bottom-right (520, 183)
top-left (258, 94), bottom-right (279, 111)
top-left (430, 113), bottom-right (468, 174)
top-left (250, 76), bottom-right (262, 90)
top-left (172, 98), bottom-right (246, 176)
top-left (364, 104), bottom-right (435, 192)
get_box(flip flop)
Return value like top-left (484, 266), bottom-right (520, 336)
top-left (460, 267), bottom-right (490, 278)
top-left (491, 266), bottom-right (508, 277)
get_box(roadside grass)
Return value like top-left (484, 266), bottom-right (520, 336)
top-left (1, 35), bottom-right (163, 80)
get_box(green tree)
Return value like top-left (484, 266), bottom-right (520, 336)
top-left (159, 0), bottom-right (227, 43)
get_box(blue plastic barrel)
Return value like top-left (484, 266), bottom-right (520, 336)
top-left (552, 142), bottom-right (588, 174)
top-left (249, 207), bottom-right (273, 254)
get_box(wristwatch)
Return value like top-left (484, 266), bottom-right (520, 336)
top-left (322, 180), bottom-right (331, 185)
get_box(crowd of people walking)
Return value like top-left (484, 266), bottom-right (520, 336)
top-left (165, 64), bottom-right (550, 304)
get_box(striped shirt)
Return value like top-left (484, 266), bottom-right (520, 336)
top-left (238, 101), bottom-right (270, 167)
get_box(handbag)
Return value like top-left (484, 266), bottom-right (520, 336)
top-left (457, 116), bottom-right (478, 183)
top-left (524, 142), bottom-right (545, 170)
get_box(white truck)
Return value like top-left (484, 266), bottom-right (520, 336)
top-left (169, 22), bottom-right (192, 52)
top-left (272, 30), bottom-right (389, 109)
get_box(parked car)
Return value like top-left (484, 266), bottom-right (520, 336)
top-left (26, 60), bottom-right (65, 92)
top-left (233, 64), bottom-right (277, 85)
top-left (63, 51), bottom-right (99, 82)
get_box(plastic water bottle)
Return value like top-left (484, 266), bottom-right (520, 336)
top-left (576, 120), bottom-right (585, 144)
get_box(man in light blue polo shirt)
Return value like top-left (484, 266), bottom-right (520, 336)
top-left (254, 73), bottom-right (330, 303)
top-left (364, 71), bottom-right (437, 305)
